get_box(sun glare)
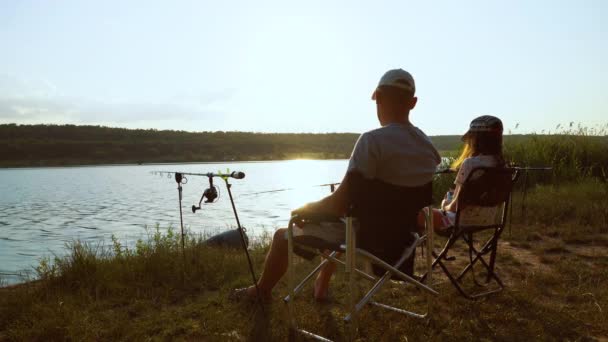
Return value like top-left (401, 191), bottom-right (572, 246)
top-left (277, 160), bottom-right (338, 209)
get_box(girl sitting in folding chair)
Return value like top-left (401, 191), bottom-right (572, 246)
top-left (418, 115), bottom-right (505, 233)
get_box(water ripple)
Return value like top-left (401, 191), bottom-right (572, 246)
top-left (0, 160), bottom-right (349, 285)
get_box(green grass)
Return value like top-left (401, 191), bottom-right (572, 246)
top-left (2, 133), bottom-right (608, 340)
top-left (2, 192), bottom-right (607, 341)
top-left (505, 127), bottom-right (608, 187)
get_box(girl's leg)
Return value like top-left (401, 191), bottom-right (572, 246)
top-left (417, 208), bottom-right (450, 232)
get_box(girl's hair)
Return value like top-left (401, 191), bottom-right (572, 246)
top-left (451, 131), bottom-right (505, 170)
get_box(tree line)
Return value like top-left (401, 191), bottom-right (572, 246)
top-left (0, 124), bottom-right (363, 166)
top-left (3, 123), bottom-right (573, 167)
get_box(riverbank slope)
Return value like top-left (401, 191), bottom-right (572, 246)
top-left (1, 177), bottom-right (606, 341)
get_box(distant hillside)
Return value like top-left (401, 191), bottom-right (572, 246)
top-left (431, 135), bottom-right (544, 155)
top-left (1, 124), bottom-right (605, 167)
top-left (427, 135), bottom-right (462, 153)
top-left (0, 124), bottom-right (361, 167)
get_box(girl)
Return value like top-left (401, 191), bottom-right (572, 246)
top-left (420, 115), bottom-right (505, 233)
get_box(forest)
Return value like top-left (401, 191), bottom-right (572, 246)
top-left (1, 123), bottom-right (605, 167)
top-left (0, 124), bottom-right (462, 167)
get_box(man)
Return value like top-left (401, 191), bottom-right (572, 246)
top-left (234, 69), bottom-right (440, 302)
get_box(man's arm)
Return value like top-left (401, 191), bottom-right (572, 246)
top-left (291, 132), bottom-right (375, 218)
top-left (292, 172), bottom-right (349, 217)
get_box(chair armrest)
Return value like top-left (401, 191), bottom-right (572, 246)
top-left (291, 212), bottom-right (343, 224)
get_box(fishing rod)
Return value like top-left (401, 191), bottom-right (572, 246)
top-left (240, 168), bottom-right (490, 197)
top-left (434, 166), bottom-right (552, 174)
top-left (240, 169), bottom-right (492, 197)
top-left (152, 169), bottom-right (265, 314)
top-left (241, 182), bottom-right (341, 197)
top-left (238, 166), bottom-right (552, 238)
top-left (241, 167), bottom-right (552, 197)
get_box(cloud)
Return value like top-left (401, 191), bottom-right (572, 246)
top-left (0, 74), bottom-right (59, 98)
top-left (0, 74), bottom-right (233, 125)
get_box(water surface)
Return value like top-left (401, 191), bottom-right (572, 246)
top-left (0, 160), bottom-right (348, 285)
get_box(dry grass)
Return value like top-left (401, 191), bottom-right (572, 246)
top-left (1, 218), bottom-right (607, 341)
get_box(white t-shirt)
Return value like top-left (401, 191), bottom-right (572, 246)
top-left (347, 123), bottom-right (441, 187)
top-left (455, 155), bottom-right (499, 185)
top-left (450, 154), bottom-right (501, 226)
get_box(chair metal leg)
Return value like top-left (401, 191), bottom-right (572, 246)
top-left (296, 329), bottom-right (334, 342)
top-left (321, 251), bottom-right (376, 282)
top-left (424, 206), bottom-right (434, 316)
top-left (369, 301), bottom-right (428, 319)
top-left (457, 234), bottom-right (487, 282)
top-left (283, 244), bottom-right (377, 304)
top-left (286, 212), bottom-right (439, 340)
top-left (487, 228), bottom-right (503, 283)
top-left (286, 219), bottom-right (343, 341)
top-left (287, 218), bottom-right (297, 330)
top-left (431, 230), bottom-right (505, 300)
top-left (284, 252), bottom-right (335, 303)
top-left (346, 213), bottom-right (437, 322)
top-left (356, 249), bottom-right (439, 296)
top-left (345, 216), bottom-right (358, 339)
top-left (457, 232), bottom-right (501, 284)
top-left (346, 272), bottom-right (391, 321)
top-left (419, 233), bottom-right (459, 283)
top-left (346, 266), bottom-right (429, 321)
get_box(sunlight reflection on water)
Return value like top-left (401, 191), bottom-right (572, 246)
top-left (0, 160), bottom-right (348, 284)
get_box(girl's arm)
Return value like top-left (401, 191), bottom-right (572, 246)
top-left (444, 157), bottom-right (471, 212)
top-left (443, 183), bottom-right (461, 212)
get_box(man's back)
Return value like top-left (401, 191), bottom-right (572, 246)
top-left (348, 122), bottom-right (440, 187)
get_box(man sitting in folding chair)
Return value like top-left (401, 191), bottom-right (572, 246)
top-left (231, 68), bottom-right (441, 304)
top-left (283, 170), bottom-right (439, 341)
top-left (420, 115), bottom-right (519, 299)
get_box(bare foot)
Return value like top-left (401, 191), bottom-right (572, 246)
top-left (230, 286), bottom-right (272, 303)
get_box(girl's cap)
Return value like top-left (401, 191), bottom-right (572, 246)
top-left (462, 115), bottom-right (503, 140)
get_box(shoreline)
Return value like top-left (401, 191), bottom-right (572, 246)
top-left (0, 158), bottom-right (354, 170)
top-left (0, 153), bottom-right (454, 170)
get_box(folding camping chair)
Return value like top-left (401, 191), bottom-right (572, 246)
top-left (426, 166), bottom-right (520, 300)
top-left (284, 171), bottom-right (438, 341)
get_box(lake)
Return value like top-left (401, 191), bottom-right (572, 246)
top-left (0, 160), bottom-right (349, 285)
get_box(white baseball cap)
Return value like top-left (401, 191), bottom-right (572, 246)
top-left (371, 69), bottom-right (416, 100)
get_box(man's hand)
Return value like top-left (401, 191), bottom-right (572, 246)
top-left (290, 202), bottom-right (317, 228)
top-left (290, 171), bottom-right (349, 224)
top-left (291, 201), bottom-right (318, 217)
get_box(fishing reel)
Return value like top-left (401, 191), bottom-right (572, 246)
top-left (192, 175), bottom-right (220, 213)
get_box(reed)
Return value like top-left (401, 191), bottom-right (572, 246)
top-left (433, 128), bottom-right (608, 203)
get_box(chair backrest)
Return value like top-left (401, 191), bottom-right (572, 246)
top-left (455, 167), bottom-right (518, 228)
top-left (346, 171), bottom-right (432, 273)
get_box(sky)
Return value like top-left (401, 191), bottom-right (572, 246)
top-left (0, 1), bottom-right (606, 135)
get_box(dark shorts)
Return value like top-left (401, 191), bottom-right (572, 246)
top-left (286, 220), bottom-right (359, 259)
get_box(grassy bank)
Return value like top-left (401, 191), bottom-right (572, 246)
top-left (1, 179), bottom-right (607, 341)
top-left (1, 133), bottom-right (607, 340)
